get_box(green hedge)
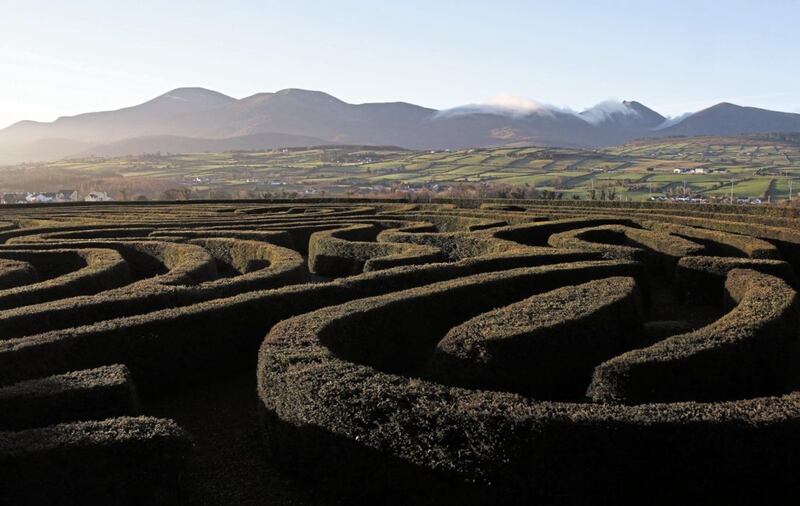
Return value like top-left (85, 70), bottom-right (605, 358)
top-left (643, 221), bottom-right (781, 259)
top-left (0, 364), bottom-right (138, 430)
top-left (0, 417), bottom-right (191, 506)
top-left (0, 258), bottom-right (37, 290)
top-left (0, 256), bottom-right (607, 393)
top-left (0, 240), bottom-right (306, 340)
top-left (308, 224), bottom-right (441, 276)
top-left (674, 256), bottom-right (796, 303)
top-left (588, 269), bottom-right (800, 404)
top-left (427, 276), bottom-right (643, 399)
top-left (258, 269), bottom-right (800, 504)
top-left (0, 248), bottom-right (131, 309)
top-left (548, 224), bottom-right (704, 273)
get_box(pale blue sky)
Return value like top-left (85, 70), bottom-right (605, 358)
top-left (1, 0), bottom-right (798, 128)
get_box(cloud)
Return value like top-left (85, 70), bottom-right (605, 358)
top-left (655, 112), bottom-right (693, 129)
top-left (437, 96), bottom-right (653, 126)
top-left (435, 94), bottom-right (569, 119)
top-left (579, 100), bottom-right (639, 125)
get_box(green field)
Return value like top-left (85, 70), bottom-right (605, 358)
top-left (3, 135), bottom-right (800, 202)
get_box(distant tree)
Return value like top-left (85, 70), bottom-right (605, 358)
top-left (509, 186), bottom-right (526, 199)
top-left (209, 189), bottom-right (232, 200)
top-left (161, 188), bottom-right (192, 201)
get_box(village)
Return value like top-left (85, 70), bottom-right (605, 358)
top-left (1, 190), bottom-right (112, 204)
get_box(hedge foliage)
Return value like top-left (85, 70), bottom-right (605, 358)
top-left (0, 417), bottom-right (191, 506)
top-left (0, 364), bottom-right (138, 430)
top-left (427, 276), bottom-right (644, 398)
top-left (0, 200), bottom-right (798, 504)
top-left (259, 265), bottom-right (800, 504)
top-left (588, 269), bottom-right (800, 404)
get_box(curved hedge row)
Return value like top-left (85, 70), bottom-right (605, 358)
top-left (0, 364), bottom-right (138, 430)
top-left (0, 258), bottom-right (37, 290)
top-left (308, 223), bottom-right (441, 276)
top-left (0, 417), bottom-right (191, 506)
top-left (1, 200), bottom-right (799, 504)
top-left (642, 220), bottom-right (781, 259)
top-left (0, 248), bottom-right (131, 309)
top-left (427, 276), bottom-right (644, 399)
top-left (548, 224), bottom-right (705, 273)
top-left (674, 255), bottom-right (797, 303)
top-left (588, 269), bottom-right (800, 404)
top-left (258, 267), bottom-right (800, 503)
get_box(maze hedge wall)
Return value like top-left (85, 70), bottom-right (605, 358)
top-left (0, 200), bottom-right (798, 505)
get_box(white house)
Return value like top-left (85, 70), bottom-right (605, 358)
top-left (56, 189), bottom-right (78, 202)
top-left (85, 191), bottom-right (112, 202)
top-left (26, 192), bottom-right (56, 203)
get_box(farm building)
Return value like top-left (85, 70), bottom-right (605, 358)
top-left (84, 191), bottom-right (112, 202)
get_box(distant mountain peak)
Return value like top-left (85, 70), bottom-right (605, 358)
top-left (3, 87), bottom-right (800, 164)
top-left (579, 100), bottom-right (664, 128)
top-left (274, 88), bottom-right (346, 104)
top-left (152, 87), bottom-right (235, 104)
top-left (659, 101), bottom-right (800, 136)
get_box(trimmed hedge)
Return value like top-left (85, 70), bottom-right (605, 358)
top-left (643, 221), bottom-right (781, 259)
top-left (313, 261), bottom-right (644, 375)
top-left (674, 256), bottom-right (796, 303)
top-left (0, 248), bottom-right (132, 309)
top-left (258, 274), bottom-right (800, 504)
top-left (150, 228), bottom-right (295, 249)
top-left (308, 224), bottom-right (441, 276)
top-left (0, 258), bottom-right (37, 290)
top-left (0, 257), bottom-right (608, 392)
top-left (588, 269), bottom-right (800, 404)
top-left (0, 417), bottom-right (191, 506)
top-left (1, 201), bottom-right (799, 504)
top-left (427, 276), bottom-right (644, 399)
top-left (0, 364), bottom-right (138, 430)
top-left (548, 224), bottom-right (704, 273)
top-left (0, 240), bottom-right (306, 340)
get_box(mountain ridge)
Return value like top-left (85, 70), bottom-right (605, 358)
top-left (2, 87), bottom-right (800, 164)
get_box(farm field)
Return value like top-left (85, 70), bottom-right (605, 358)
top-left (1, 199), bottom-right (800, 504)
top-left (3, 135), bottom-right (800, 203)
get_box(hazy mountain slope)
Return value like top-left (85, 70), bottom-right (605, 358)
top-left (79, 132), bottom-right (331, 158)
top-left (658, 103), bottom-right (800, 137)
top-left (0, 88), bottom-right (236, 144)
top-left (180, 89), bottom-right (438, 145)
top-left (0, 138), bottom-right (95, 165)
top-left (420, 110), bottom-right (603, 149)
top-left (3, 87), bottom-right (800, 164)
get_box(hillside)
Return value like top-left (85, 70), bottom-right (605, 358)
top-left (2, 136), bottom-right (798, 203)
top-left (4, 88), bottom-right (800, 164)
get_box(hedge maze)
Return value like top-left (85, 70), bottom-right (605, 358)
top-left (0, 200), bottom-right (799, 505)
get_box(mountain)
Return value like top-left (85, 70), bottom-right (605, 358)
top-left (0, 88), bottom-right (236, 145)
top-left (577, 100), bottom-right (667, 145)
top-left (78, 132), bottom-right (330, 158)
top-left (3, 87), bottom-right (800, 164)
top-left (181, 89), bottom-right (437, 144)
top-left (657, 102), bottom-right (800, 137)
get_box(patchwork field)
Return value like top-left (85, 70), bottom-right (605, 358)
top-left (1, 199), bottom-right (799, 505)
top-left (3, 135), bottom-right (800, 202)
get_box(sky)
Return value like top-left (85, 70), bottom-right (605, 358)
top-left (1, 0), bottom-right (799, 128)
